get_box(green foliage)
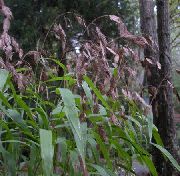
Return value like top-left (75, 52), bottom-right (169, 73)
top-left (40, 129), bottom-right (54, 176)
top-left (0, 69), bottom-right (9, 90)
top-left (0, 67), bottom-right (179, 175)
top-left (6, 0), bottom-right (139, 51)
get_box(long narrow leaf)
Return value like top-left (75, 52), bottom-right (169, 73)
top-left (152, 128), bottom-right (164, 146)
top-left (147, 113), bottom-right (153, 142)
top-left (142, 155), bottom-right (158, 176)
top-left (40, 129), bottom-right (54, 176)
top-left (0, 91), bottom-right (12, 108)
top-left (90, 164), bottom-right (111, 176)
top-left (93, 131), bottom-right (112, 169)
top-left (152, 143), bottom-right (180, 172)
top-left (82, 81), bottom-right (93, 107)
top-left (83, 76), bottom-right (110, 110)
top-left (0, 69), bottom-right (9, 90)
top-left (59, 88), bottom-right (87, 162)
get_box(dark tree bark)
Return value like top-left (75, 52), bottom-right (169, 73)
top-left (139, 0), bottom-right (159, 124)
top-left (139, 2), bottom-right (161, 172)
top-left (155, 0), bottom-right (179, 175)
top-left (139, 0), bottom-right (179, 175)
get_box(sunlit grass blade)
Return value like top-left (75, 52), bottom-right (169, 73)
top-left (40, 129), bottom-right (54, 176)
top-left (141, 155), bottom-right (158, 176)
top-left (0, 69), bottom-right (9, 90)
top-left (152, 128), bottom-right (164, 146)
top-left (59, 88), bottom-right (87, 162)
top-left (82, 81), bottom-right (93, 107)
top-left (147, 113), bottom-right (153, 142)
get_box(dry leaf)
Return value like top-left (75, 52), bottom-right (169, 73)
top-left (75, 15), bottom-right (86, 27)
top-left (106, 47), bottom-right (117, 55)
top-left (145, 58), bottom-right (153, 64)
top-left (122, 89), bottom-right (132, 100)
top-left (156, 61), bottom-right (161, 69)
top-left (167, 80), bottom-right (174, 88)
top-left (53, 24), bottom-right (66, 51)
top-left (109, 15), bottom-right (148, 47)
top-left (96, 27), bottom-right (107, 46)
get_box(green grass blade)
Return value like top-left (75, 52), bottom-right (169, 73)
top-left (83, 76), bottom-right (110, 110)
top-left (147, 113), bottom-right (153, 142)
top-left (90, 164), bottom-right (111, 176)
top-left (0, 69), bottom-right (9, 90)
top-left (152, 128), bottom-right (164, 146)
top-left (59, 88), bottom-right (87, 164)
top-left (35, 107), bottom-right (49, 129)
top-left (93, 131), bottom-right (112, 169)
top-left (59, 88), bottom-right (81, 139)
top-left (152, 143), bottom-right (180, 172)
top-left (40, 129), bottom-right (54, 176)
top-left (0, 91), bottom-right (12, 108)
top-left (142, 155), bottom-right (158, 176)
top-left (14, 95), bottom-right (33, 119)
top-left (82, 81), bottom-right (93, 107)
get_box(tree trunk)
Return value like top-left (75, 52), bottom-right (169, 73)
top-left (139, 0), bottom-right (159, 123)
top-left (139, 0), bottom-right (179, 175)
top-left (156, 0), bottom-right (179, 175)
top-left (139, 2), bottom-right (161, 171)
